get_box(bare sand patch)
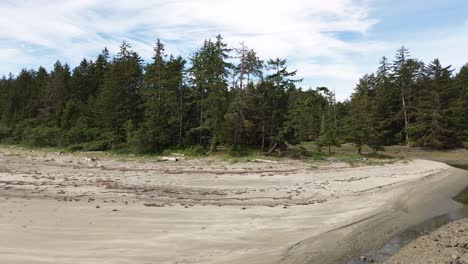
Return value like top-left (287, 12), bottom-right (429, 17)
top-left (0, 147), bottom-right (467, 264)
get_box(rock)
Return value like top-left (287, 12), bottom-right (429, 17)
top-left (360, 256), bottom-right (367, 262)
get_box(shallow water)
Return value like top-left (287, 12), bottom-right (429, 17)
top-left (451, 164), bottom-right (468, 170)
top-left (347, 164), bottom-right (468, 264)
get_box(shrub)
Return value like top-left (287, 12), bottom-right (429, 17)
top-left (0, 124), bottom-right (12, 140)
top-left (23, 125), bottom-right (61, 147)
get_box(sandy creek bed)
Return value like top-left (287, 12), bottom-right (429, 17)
top-left (0, 147), bottom-right (467, 264)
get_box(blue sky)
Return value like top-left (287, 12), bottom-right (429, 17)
top-left (0, 0), bottom-right (467, 100)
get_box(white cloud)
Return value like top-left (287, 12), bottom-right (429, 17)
top-left (0, 0), bottom-right (380, 97)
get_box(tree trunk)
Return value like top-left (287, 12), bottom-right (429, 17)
top-left (199, 80), bottom-right (204, 145)
top-left (178, 79), bottom-right (183, 146)
top-left (402, 90), bottom-right (410, 146)
top-left (261, 120), bottom-right (265, 151)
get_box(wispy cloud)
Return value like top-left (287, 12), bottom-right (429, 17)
top-left (0, 1), bottom-right (377, 80)
top-left (2, 0), bottom-right (466, 99)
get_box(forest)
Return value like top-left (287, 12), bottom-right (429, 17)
top-left (1, 35), bottom-right (467, 154)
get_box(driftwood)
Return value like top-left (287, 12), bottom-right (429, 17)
top-left (267, 143), bottom-right (278, 155)
top-left (160, 157), bottom-right (179, 162)
top-left (163, 169), bottom-right (297, 175)
top-left (253, 159), bottom-right (279, 164)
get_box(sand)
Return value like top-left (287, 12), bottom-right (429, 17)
top-left (0, 147), bottom-right (467, 264)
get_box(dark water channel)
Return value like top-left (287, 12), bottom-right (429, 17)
top-left (347, 164), bottom-right (468, 264)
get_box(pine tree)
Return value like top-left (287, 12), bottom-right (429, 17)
top-left (226, 43), bottom-right (263, 149)
top-left (317, 88), bottom-right (340, 153)
top-left (375, 56), bottom-right (400, 145)
top-left (345, 75), bottom-right (382, 154)
top-left (40, 61), bottom-right (71, 118)
top-left (264, 58), bottom-right (302, 149)
top-left (133, 40), bottom-right (187, 153)
top-left (282, 88), bottom-right (323, 146)
top-left (392, 47), bottom-right (411, 145)
top-left (189, 35), bottom-right (231, 151)
top-left (452, 64), bottom-right (468, 142)
top-left (95, 41), bottom-right (143, 145)
top-left (410, 59), bottom-right (460, 148)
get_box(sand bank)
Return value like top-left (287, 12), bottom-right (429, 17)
top-left (0, 148), bottom-right (467, 264)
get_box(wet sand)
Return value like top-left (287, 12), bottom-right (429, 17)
top-left (0, 147), bottom-right (467, 264)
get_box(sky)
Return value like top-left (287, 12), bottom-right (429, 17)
top-left (0, 0), bottom-right (467, 100)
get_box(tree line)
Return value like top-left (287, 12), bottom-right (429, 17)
top-left (0, 36), bottom-right (467, 154)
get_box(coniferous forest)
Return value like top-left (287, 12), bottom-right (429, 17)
top-left (1, 35), bottom-right (467, 154)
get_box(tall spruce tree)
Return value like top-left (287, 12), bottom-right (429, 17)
top-left (345, 75), bottom-right (383, 154)
top-left (410, 59), bottom-right (459, 148)
top-left (264, 58), bottom-right (302, 149)
top-left (95, 41), bottom-right (143, 145)
top-left (189, 35), bottom-right (231, 151)
top-left (452, 64), bottom-right (468, 142)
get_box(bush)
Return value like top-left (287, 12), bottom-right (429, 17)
top-left (162, 145), bottom-right (207, 157)
top-left (60, 127), bottom-right (100, 146)
top-left (23, 125), bottom-right (61, 147)
top-left (184, 127), bottom-right (211, 146)
top-left (0, 124), bottom-right (12, 140)
top-left (82, 140), bottom-right (112, 151)
top-left (66, 144), bottom-right (84, 152)
top-left (228, 146), bottom-right (255, 157)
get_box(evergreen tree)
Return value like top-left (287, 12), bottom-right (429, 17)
top-left (132, 40), bottom-right (187, 153)
top-left (452, 64), bottom-right (468, 142)
top-left (391, 47), bottom-right (412, 145)
top-left (410, 59), bottom-right (459, 148)
top-left (0, 39), bottom-right (467, 152)
top-left (264, 58), bottom-right (302, 148)
top-left (225, 43), bottom-right (263, 149)
top-left (281, 88), bottom-right (323, 145)
top-left (317, 88), bottom-right (340, 153)
top-left (345, 75), bottom-right (383, 154)
top-left (95, 41), bottom-right (143, 144)
top-left (41, 61), bottom-right (71, 118)
top-left (375, 56), bottom-right (400, 145)
top-left (189, 35), bottom-right (231, 151)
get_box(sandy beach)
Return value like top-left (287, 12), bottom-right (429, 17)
top-left (1, 147), bottom-right (467, 264)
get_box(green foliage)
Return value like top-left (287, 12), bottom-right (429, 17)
top-left (95, 41), bottom-right (143, 143)
top-left (344, 75), bottom-right (383, 153)
top-left (408, 59), bottom-right (461, 149)
top-left (282, 89), bottom-right (323, 144)
top-left (23, 125), bottom-right (61, 147)
top-left (228, 146), bottom-right (256, 157)
top-left (0, 40), bottom-right (466, 155)
top-left (0, 123), bottom-right (12, 140)
top-left (162, 145), bottom-right (207, 157)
